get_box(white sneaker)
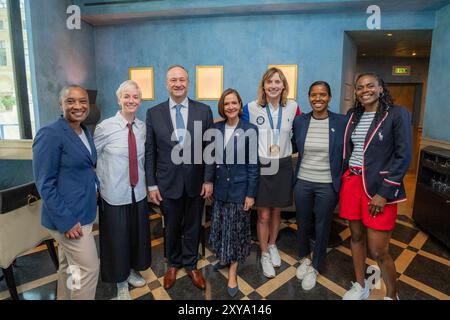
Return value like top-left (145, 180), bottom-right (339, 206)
top-left (342, 281), bottom-right (371, 300)
top-left (301, 266), bottom-right (318, 291)
top-left (296, 258), bottom-right (312, 280)
top-left (268, 244), bottom-right (281, 267)
top-left (127, 269), bottom-right (147, 288)
top-left (261, 252), bottom-right (276, 278)
top-left (117, 285), bottom-right (131, 300)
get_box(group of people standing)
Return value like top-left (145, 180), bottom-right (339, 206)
top-left (32, 65), bottom-right (411, 300)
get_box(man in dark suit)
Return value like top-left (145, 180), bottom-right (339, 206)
top-left (145, 65), bottom-right (214, 290)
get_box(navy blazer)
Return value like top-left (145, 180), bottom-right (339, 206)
top-left (32, 116), bottom-right (98, 233)
top-left (343, 105), bottom-right (412, 203)
top-left (213, 119), bottom-right (259, 204)
top-left (145, 98), bottom-right (215, 199)
top-left (293, 111), bottom-right (347, 193)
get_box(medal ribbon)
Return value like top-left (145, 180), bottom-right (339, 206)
top-left (265, 104), bottom-right (283, 146)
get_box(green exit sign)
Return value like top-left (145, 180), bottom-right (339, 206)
top-left (392, 66), bottom-right (411, 76)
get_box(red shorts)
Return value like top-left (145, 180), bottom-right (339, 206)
top-left (339, 168), bottom-right (397, 231)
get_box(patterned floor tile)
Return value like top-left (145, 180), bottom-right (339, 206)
top-left (420, 238), bottom-right (450, 260)
top-left (0, 250), bottom-right (58, 291)
top-left (267, 278), bottom-right (340, 300)
top-left (1, 217), bottom-right (449, 300)
top-left (403, 254), bottom-right (450, 295)
top-left (235, 245), bottom-right (290, 290)
top-left (320, 249), bottom-right (365, 290)
top-left (391, 223), bottom-right (419, 245)
top-left (397, 280), bottom-right (437, 300)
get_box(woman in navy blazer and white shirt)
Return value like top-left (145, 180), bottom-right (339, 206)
top-left (292, 81), bottom-right (347, 291)
top-left (209, 88), bottom-right (259, 298)
top-left (33, 85), bottom-right (99, 300)
top-left (340, 73), bottom-right (412, 300)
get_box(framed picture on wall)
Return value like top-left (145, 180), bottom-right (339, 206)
top-left (196, 66), bottom-right (223, 100)
top-left (129, 67), bottom-right (154, 100)
top-left (268, 64), bottom-right (298, 100)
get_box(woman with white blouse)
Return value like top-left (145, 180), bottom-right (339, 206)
top-left (94, 80), bottom-right (151, 300)
top-left (242, 67), bottom-right (301, 278)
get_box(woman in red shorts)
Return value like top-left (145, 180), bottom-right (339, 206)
top-left (340, 72), bottom-right (412, 300)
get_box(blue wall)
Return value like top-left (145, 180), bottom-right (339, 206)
top-left (94, 11), bottom-right (435, 120)
top-left (25, 0), bottom-right (97, 127)
top-left (423, 4), bottom-right (450, 142)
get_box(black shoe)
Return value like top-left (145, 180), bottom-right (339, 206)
top-left (227, 285), bottom-right (239, 297)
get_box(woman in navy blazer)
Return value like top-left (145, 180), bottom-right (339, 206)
top-left (292, 81), bottom-right (347, 291)
top-left (208, 88), bottom-right (259, 297)
top-left (339, 73), bottom-right (412, 300)
top-left (33, 85), bottom-right (99, 300)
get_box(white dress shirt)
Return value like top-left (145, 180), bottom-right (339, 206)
top-left (94, 111), bottom-right (147, 206)
top-left (224, 123), bottom-right (237, 146)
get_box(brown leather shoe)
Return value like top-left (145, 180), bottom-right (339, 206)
top-left (186, 269), bottom-right (206, 289)
top-left (163, 267), bottom-right (178, 290)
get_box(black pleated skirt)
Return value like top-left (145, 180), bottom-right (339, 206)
top-left (255, 156), bottom-right (293, 207)
top-left (99, 197), bottom-right (151, 283)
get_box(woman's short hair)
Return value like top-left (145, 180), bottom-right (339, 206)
top-left (257, 67), bottom-right (289, 107)
top-left (218, 88), bottom-right (243, 119)
top-left (59, 85), bottom-right (87, 105)
top-left (116, 80), bottom-right (142, 102)
top-left (308, 81), bottom-right (332, 97)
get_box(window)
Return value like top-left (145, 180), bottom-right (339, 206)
top-left (0, 40), bottom-right (6, 66)
top-left (0, 0), bottom-right (34, 140)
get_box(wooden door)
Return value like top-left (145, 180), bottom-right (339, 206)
top-left (387, 84), bottom-right (419, 173)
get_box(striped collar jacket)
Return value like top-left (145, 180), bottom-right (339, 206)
top-left (343, 105), bottom-right (412, 204)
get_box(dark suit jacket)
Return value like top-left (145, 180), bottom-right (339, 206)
top-left (32, 116), bottom-right (98, 233)
top-left (343, 105), bottom-right (412, 203)
top-left (293, 111), bottom-right (347, 193)
top-left (213, 119), bottom-right (259, 204)
top-left (145, 98), bottom-right (214, 199)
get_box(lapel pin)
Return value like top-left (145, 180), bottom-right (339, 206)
top-left (378, 131), bottom-right (383, 141)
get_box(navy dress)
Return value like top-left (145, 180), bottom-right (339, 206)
top-left (209, 119), bottom-right (259, 264)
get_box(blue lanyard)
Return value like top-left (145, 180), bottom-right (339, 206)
top-left (265, 104), bottom-right (283, 145)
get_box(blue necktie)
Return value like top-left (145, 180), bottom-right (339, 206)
top-left (175, 104), bottom-right (185, 144)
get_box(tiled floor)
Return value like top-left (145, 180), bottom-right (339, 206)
top-left (1, 211), bottom-right (449, 301)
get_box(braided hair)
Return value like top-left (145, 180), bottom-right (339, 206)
top-left (350, 72), bottom-right (394, 127)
